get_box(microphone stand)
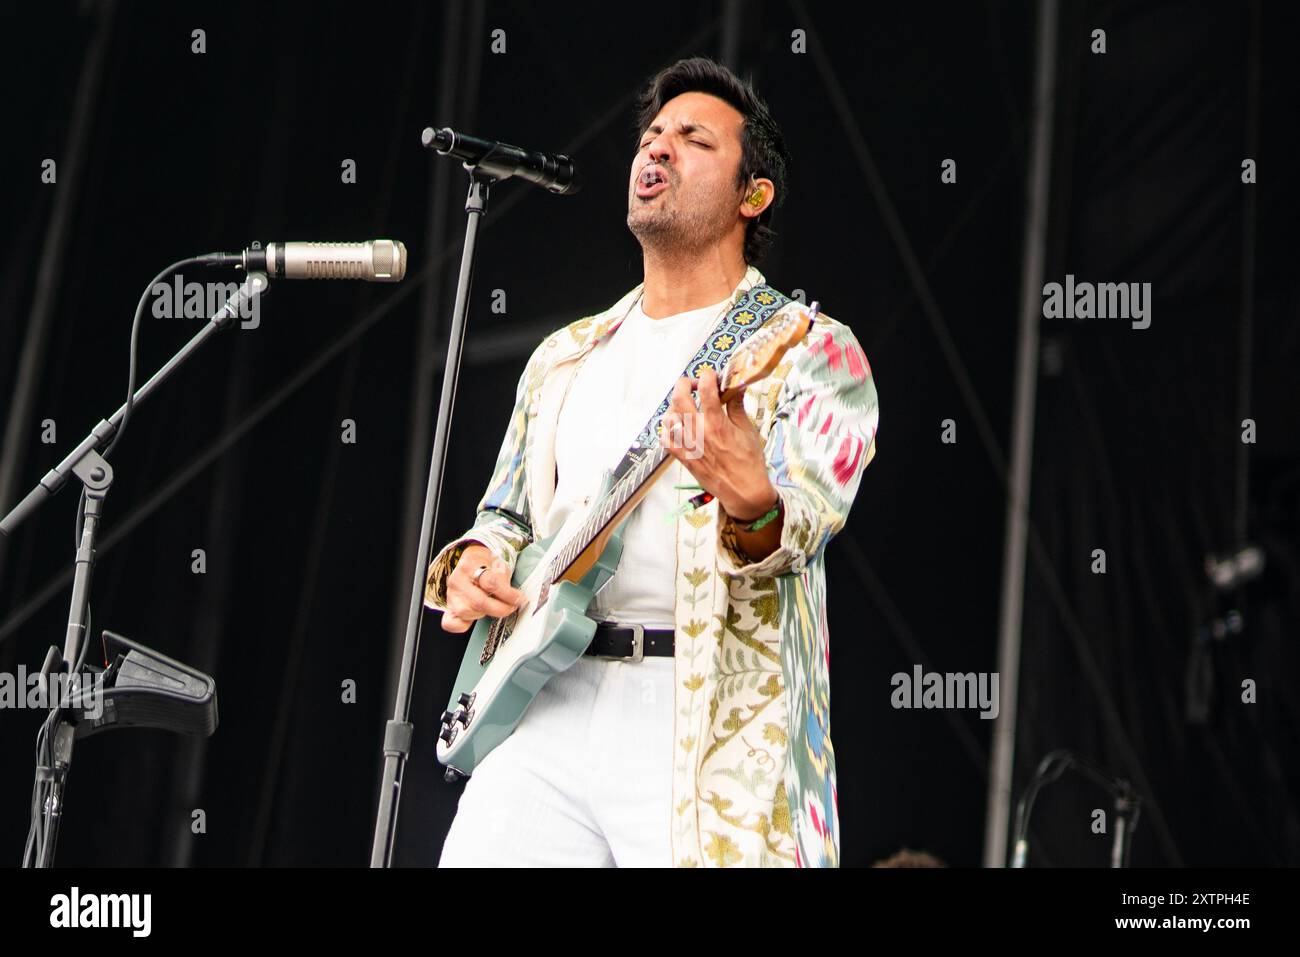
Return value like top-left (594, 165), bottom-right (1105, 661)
top-left (4, 272), bottom-right (267, 867)
top-left (1010, 749), bottom-right (1142, 868)
top-left (1109, 779), bottom-right (1140, 869)
top-left (370, 167), bottom-right (497, 868)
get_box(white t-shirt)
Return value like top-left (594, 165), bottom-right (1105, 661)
top-left (548, 293), bottom-right (733, 630)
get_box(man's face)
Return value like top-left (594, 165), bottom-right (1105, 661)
top-left (627, 91), bottom-right (747, 254)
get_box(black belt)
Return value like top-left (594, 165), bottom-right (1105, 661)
top-left (583, 621), bottom-right (675, 662)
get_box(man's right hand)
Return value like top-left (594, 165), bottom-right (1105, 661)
top-left (441, 543), bottom-right (525, 634)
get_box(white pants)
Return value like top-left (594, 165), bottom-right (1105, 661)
top-left (437, 654), bottom-right (676, 867)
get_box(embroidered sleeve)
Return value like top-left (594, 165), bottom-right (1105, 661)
top-left (717, 318), bottom-right (879, 579)
top-left (424, 356), bottom-right (538, 610)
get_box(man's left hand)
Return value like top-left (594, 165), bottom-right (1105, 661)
top-left (660, 366), bottom-right (777, 521)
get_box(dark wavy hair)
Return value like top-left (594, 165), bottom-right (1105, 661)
top-left (633, 56), bottom-right (790, 264)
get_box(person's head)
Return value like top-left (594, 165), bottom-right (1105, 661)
top-left (870, 848), bottom-right (947, 868)
top-left (627, 56), bottom-right (789, 266)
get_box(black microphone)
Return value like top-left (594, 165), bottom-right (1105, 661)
top-left (421, 126), bottom-right (581, 195)
top-left (203, 241), bottom-right (408, 281)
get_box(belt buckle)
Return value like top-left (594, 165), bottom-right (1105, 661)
top-left (595, 622), bottom-right (644, 663)
top-left (625, 623), bottom-right (644, 663)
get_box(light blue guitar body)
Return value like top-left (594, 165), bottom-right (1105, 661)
top-left (435, 483), bottom-right (626, 778)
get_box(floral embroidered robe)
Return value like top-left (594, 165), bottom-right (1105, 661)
top-left (425, 265), bottom-right (879, 867)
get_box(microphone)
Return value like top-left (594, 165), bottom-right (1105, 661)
top-left (205, 241), bottom-right (408, 281)
top-left (421, 126), bottom-right (581, 195)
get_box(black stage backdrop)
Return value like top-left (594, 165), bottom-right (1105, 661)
top-left (0, 0), bottom-right (1295, 867)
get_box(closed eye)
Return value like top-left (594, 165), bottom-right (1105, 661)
top-left (638, 138), bottom-right (712, 149)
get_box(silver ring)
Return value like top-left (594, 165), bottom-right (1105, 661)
top-left (471, 563), bottom-right (490, 586)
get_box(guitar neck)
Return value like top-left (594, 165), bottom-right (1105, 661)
top-left (545, 442), bottom-right (672, 585)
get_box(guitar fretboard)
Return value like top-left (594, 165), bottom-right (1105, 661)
top-left (544, 439), bottom-right (670, 584)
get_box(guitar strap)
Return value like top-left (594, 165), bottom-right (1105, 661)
top-left (609, 282), bottom-right (791, 485)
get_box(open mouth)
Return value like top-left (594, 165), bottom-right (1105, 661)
top-left (635, 164), bottom-right (670, 198)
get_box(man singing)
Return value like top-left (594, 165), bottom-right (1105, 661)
top-left (424, 56), bottom-right (879, 867)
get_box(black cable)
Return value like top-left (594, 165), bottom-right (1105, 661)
top-left (74, 257), bottom-right (206, 552)
top-left (1011, 750), bottom-right (1072, 865)
top-left (108, 256), bottom-right (207, 457)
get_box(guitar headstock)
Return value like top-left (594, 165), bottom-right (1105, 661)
top-left (719, 300), bottom-right (819, 400)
